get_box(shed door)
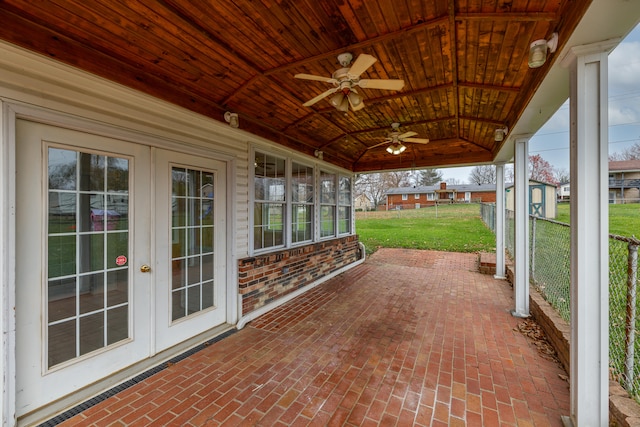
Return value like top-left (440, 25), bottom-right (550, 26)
top-left (530, 185), bottom-right (545, 217)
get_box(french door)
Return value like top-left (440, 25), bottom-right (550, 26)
top-left (15, 120), bottom-right (226, 417)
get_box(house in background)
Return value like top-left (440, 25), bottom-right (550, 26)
top-left (386, 182), bottom-right (496, 210)
top-left (556, 160), bottom-right (640, 203)
top-left (609, 160), bottom-right (640, 203)
top-left (558, 182), bottom-right (570, 201)
top-left (354, 193), bottom-right (374, 211)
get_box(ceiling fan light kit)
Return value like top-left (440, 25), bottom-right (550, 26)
top-left (367, 122), bottom-right (430, 155)
top-left (386, 142), bottom-right (406, 155)
top-left (295, 52), bottom-right (404, 112)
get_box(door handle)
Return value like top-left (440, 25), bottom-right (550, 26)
top-left (140, 264), bottom-right (151, 273)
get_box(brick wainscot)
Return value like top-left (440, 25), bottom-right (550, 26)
top-left (238, 236), bottom-right (363, 316)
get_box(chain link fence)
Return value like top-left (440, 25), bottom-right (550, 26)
top-left (480, 203), bottom-right (640, 399)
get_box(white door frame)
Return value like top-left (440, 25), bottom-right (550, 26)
top-left (15, 119), bottom-right (154, 417)
top-left (2, 102), bottom-right (238, 425)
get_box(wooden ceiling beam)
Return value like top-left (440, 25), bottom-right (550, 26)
top-left (448, 0), bottom-right (460, 140)
top-left (263, 16), bottom-right (450, 76)
top-left (455, 12), bottom-right (557, 22)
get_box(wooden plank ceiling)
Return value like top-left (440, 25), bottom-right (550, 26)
top-left (0, 0), bottom-right (588, 172)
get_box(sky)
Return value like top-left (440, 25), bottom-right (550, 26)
top-left (441, 23), bottom-right (640, 184)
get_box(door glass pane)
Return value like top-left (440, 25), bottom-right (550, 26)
top-left (47, 147), bottom-right (130, 369)
top-left (107, 306), bottom-right (128, 345)
top-left (171, 166), bottom-right (216, 321)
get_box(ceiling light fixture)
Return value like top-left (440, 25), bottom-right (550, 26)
top-left (528, 33), bottom-right (558, 68)
top-left (386, 142), bottom-right (406, 155)
top-left (494, 126), bottom-right (509, 142)
top-left (329, 87), bottom-right (364, 113)
top-left (347, 91), bottom-right (363, 110)
top-left (330, 92), bottom-right (349, 112)
top-left (224, 111), bottom-right (239, 128)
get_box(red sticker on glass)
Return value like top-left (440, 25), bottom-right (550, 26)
top-left (115, 255), bottom-right (127, 266)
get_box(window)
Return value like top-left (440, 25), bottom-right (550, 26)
top-left (253, 152), bottom-right (286, 250)
top-left (320, 171), bottom-right (336, 238)
top-left (251, 149), bottom-right (354, 253)
top-left (427, 192), bottom-right (435, 201)
top-left (402, 194), bottom-right (408, 201)
top-left (291, 162), bottom-right (313, 243)
top-left (338, 176), bottom-right (351, 234)
top-left (414, 193), bottom-right (420, 199)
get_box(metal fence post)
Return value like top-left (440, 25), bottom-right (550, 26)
top-left (625, 242), bottom-right (639, 392)
top-left (530, 216), bottom-right (537, 280)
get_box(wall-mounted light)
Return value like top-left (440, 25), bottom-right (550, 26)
top-left (494, 126), bottom-right (509, 142)
top-left (528, 33), bottom-right (558, 68)
top-left (386, 142), bottom-right (406, 155)
top-left (314, 150), bottom-right (323, 160)
top-left (224, 111), bottom-right (239, 128)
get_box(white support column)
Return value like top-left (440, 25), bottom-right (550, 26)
top-left (562, 41), bottom-right (617, 427)
top-left (494, 162), bottom-right (506, 279)
top-left (512, 137), bottom-right (529, 318)
top-left (1, 102), bottom-right (17, 425)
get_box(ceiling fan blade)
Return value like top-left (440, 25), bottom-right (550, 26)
top-left (302, 87), bottom-right (339, 107)
top-left (403, 137), bottom-right (430, 144)
top-left (294, 73), bottom-right (337, 84)
top-left (367, 140), bottom-right (390, 150)
top-left (398, 131), bottom-right (418, 139)
top-left (348, 54), bottom-right (377, 78)
top-left (358, 79), bottom-right (405, 90)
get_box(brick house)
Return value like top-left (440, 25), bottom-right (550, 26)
top-left (385, 182), bottom-right (496, 210)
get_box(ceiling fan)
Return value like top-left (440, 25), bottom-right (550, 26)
top-left (368, 123), bottom-right (430, 155)
top-left (294, 52), bottom-right (404, 112)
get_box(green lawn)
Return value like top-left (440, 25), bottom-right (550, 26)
top-left (557, 202), bottom-right (640, 238)
top-left (355, 204), bottom-right (495, 255)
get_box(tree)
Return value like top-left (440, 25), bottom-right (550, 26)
top-left (554, 167), bottom-right (570, 184)
top-left (528, 154), bottom-right (556, 183)
top-left (504, 164), bottom-right (514, 183)
top-left (445, 177), bottom-right (463, 185)
top-left (384, 171), bottom-right (413, 188)
top-left (610, 142), bottom-right (640, 161)
top-left (417, 168), bottom-right (443, 186)
top-left (355, 171), bottom-right (413, 208)
top-left (468, 165), bottom-right (496, 184)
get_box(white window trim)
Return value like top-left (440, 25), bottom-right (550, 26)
top-left (338, 175), bottom-right (353, 236)
top-left (289, 160), bottom-right (315, 247)
top-left (249, 145), bottom-right (354, 255)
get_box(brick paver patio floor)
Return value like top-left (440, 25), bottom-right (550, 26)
top-left (57, 248), bottom-right (570, 426)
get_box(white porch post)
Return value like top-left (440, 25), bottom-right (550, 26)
top-left (562, 41), bottom-right (616, 427)
top-left (1, 102), bottom-right (17, 425)
top-left (512, 137), bottom-right (529, 318)
top-left (494, 162), bottom-right (506, 279)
